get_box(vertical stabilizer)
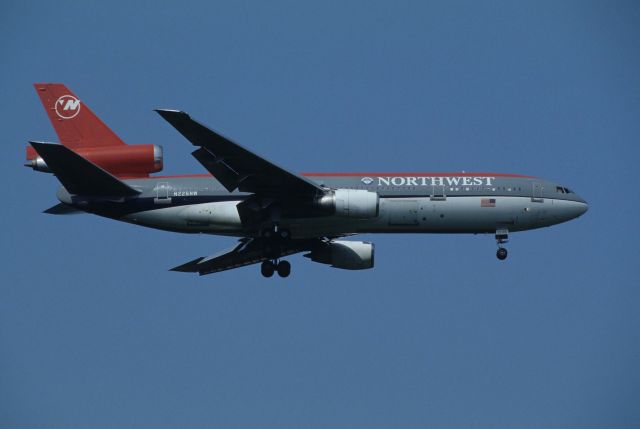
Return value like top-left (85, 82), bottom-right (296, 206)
top-left (33, 83), bottom-right (126, 149)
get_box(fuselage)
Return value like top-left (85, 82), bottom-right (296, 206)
top-left (57, 172), bottom-right (588, 239)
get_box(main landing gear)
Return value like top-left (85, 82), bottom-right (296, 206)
top-left (261, 225), bottom-right (291, 240)
top-left (261, 260), bottom-right (291, 278)
top-left (260, 223), bottom-right (293, 278)
top-left (495, 229), bottom-right (509, 261)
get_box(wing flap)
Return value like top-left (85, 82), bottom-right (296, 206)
top-left (171, 238), bottom-right (312, 276)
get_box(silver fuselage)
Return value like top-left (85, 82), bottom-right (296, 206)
top-left (58, 173), bottom-right (588, 238)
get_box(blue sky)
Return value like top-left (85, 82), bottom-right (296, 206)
top-left (1, 1), bottom-right (639, 427)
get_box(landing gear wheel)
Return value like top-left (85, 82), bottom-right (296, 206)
top-left (277, 260), bottom-right (291, 278)
top-left (496, 248), bottom-right (508, 261)
top-left (261, 261), bottom-right (275, 277)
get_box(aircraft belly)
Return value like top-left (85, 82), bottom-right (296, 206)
top-left (122, 201), bottom-right (243, 233)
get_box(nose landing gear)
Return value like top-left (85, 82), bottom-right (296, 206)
top-left (495, 229), bottom-right (509, 261)
top-left (496, 247), bottom-right (508, 260)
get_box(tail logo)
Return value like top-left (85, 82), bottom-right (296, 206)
top-left (54, 95), bottom-right (81, 119)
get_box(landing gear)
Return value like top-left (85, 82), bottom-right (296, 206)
top-left (276, 260), bottom-right (291, 277)
top-left (261, 225), bottom-right (291, 240)
top-left (260, 223), bottom-right (292, 278)
top-left (496, 247), bottom-right (508, 260)
top-left (260, 260), bottom-right (291, 278)
top-left (495, 229), bottom-right (509, 261)
top-left (261, 261), bottom-right (275, 277)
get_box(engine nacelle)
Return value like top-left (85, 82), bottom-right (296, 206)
top-left (26, 144), bottom-right (163, 177)
top-left (306, 240), bottom-right (374, 270)
top-left (316, 189), bottom-right (379, 218)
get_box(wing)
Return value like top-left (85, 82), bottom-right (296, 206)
top-left (155, 109), bottom-right (324, 197)
top-left (171, 238), bottom-right (314, 276)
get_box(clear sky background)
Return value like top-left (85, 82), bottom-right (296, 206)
top-left (1, 1), bottom-right (639, 428)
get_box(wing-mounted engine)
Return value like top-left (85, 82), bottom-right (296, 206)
top-left (316, 189), bottom-right (379, 218)
top-left (26, 143), bottom-right (163, 178)
top-left (305, 240), bottom-right (374, 270)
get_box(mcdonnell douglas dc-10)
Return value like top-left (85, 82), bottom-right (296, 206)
top-left (27, 83), bottom-right (588, 277)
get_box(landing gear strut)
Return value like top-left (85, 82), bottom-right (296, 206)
top-left (261, 260), bottom-right (291, 278)
top-left (261, 224), bottom-right (291, 240)
top-left (495, 229), bottom-right (509, 261)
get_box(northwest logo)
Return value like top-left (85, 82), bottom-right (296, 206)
top-left (361, 177), bottom-right (374, 185)
top-left (373, 176), bottom-right (496, 186)
top-left (54, 95), bottom-right (81, 119)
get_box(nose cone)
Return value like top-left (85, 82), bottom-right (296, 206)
top-left (551, 198), bottom-right (588, 224)
top-left (572, 192), bottom-right (589, 217)
top-left (574, 200), bottom-right (589, 218)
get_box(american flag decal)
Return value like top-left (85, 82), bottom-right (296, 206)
top-left (481, 198), bottom-right (496, 207)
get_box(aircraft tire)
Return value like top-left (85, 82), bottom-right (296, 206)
top-left (261, 261), bottom-right (275, 277)
top-left (277, 260), bottom-right (291, 278)
top-left (496, 248), bottom-right (508, 260)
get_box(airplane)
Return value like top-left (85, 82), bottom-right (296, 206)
top-left (26, 83), bottom-right (588, 278)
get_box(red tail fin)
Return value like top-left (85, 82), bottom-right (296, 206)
top-left (33, 83), bottom-right (126, 149)
top-left (28, 83), bottom-right (164, 178)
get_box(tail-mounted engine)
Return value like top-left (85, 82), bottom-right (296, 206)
top-left (25, 144), bottom-right (163, 178)
top-left (316, 189), bottom-right (379, 218)
top-left (305, 240), bottom-right (374, 270)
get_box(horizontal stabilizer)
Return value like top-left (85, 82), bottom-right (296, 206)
top-left (43, 203), bottom-right (82, 215)
top-left (30, 142), bottom-right (140, 197)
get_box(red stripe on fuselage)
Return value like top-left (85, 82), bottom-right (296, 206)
top-left (300, 172), bottom-right (534, 178)
top-left (133, 173), bottom-right (212, 180)
top-left (135, 172), bottom-right (534, 180)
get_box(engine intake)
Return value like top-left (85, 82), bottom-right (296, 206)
top-left (316, 189), bottom-right (379, 218)
top-left (305, 240), bottom-right (374, 270)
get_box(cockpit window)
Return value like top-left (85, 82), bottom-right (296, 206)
top-left (557, 186), bottom-right (573, 194)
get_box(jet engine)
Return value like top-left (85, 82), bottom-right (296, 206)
top-left (26, 144), bottom-right (163, 177)
top-left (316, 189), bottom-right (379, 218)
top-left (305, 240), bottom-right (374, 270)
